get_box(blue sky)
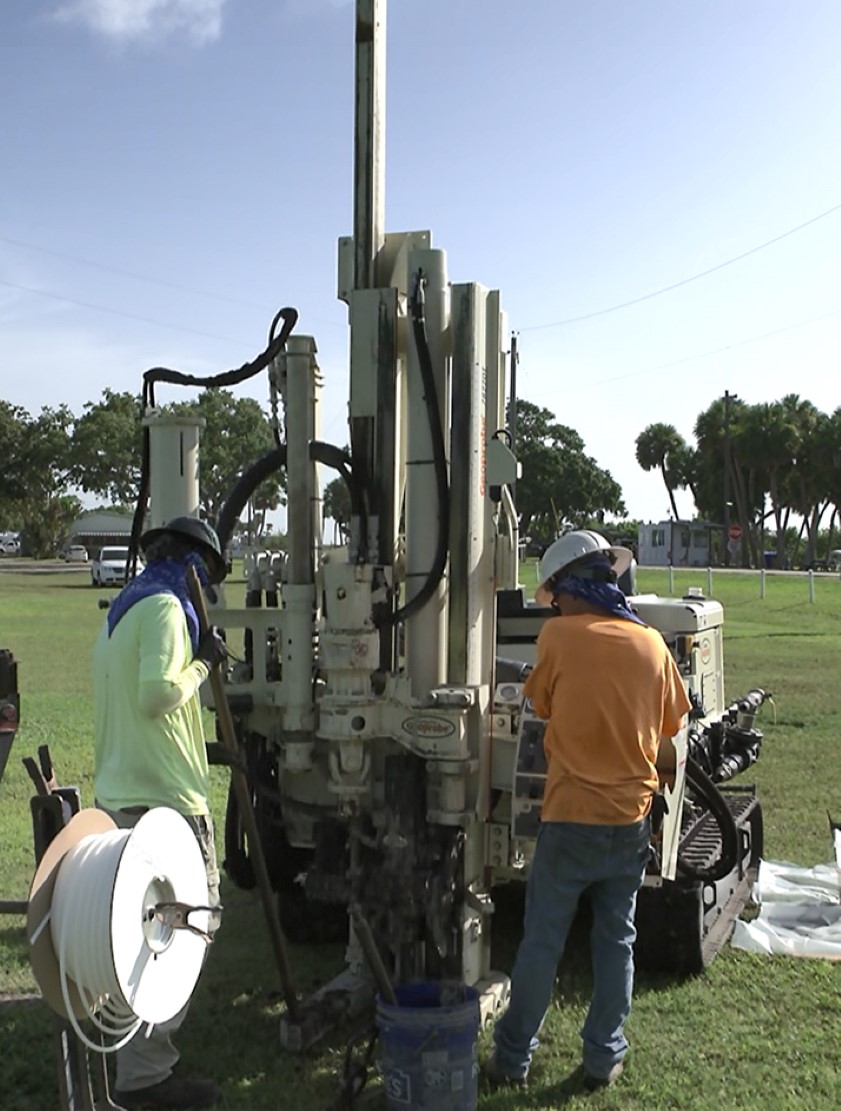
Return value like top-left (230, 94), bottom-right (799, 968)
top-left (1, 0), bottom-right (839, 526)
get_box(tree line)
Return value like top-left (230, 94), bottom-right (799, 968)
top-left (636, 394), bottom-right (841, 567)
top-left (7, 387), bottom-right (834, 567)
top-left (0, 390), bottom-right (283, 557)
top-left (322, 398), bottom-right (627, 548)
top-left (3, 391), bottom-right (628, 559)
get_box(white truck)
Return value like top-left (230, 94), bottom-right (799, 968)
top-left (90, 545), bottom-right (139, 587)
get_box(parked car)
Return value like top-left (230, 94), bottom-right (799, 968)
top-left (0, 535), bottom-right (20, 556)
top-left (91, 546), bottom-right (143, 587)
top-left (63, 544), bottom-right (89, 562)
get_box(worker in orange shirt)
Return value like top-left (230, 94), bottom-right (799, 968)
top-left (485, 530), bottom-right (690, 1091)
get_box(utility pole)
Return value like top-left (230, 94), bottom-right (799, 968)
top-left (508, 331), bottom-right (519, 498)
top-left (723, 390), bottom-right (732, 568)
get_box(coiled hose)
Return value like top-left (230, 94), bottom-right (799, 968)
top-left (675, 757), bottom-right (740, 882)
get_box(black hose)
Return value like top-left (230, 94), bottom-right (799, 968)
top-left (215, 442), bottom-right (368, 553)
top-left (128, 308), bottom-right (299, 570)
top-left (384, 270), bottom-right (450, 626)
top-left (216, 447), bottom-right (287, 550)
top-left (142, 308), bottom-right (298, 406)
top-left (311, 442), bottom-right (369, 556)
top-left (675, 757), bottom-right (740, 882)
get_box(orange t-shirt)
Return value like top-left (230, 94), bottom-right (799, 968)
top-left (523, 613), bottom-right (691, 825)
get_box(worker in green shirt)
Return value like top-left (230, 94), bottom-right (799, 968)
top-left (93, 516), bottom-right (228, 1111)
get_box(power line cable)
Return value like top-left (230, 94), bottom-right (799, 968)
top-left (0, 277), bottom-right (250, 347)
top-left (0, 233), bottom-right (268, 311)
top-left (588, 306), bottom-right (841, 387)
top-left (520, 201), bottom-right (841, 332)
top-left (0, 232), bottom-right (345, 329)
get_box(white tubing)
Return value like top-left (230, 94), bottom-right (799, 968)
top-left (51, 830), bottom-right (141, 1052)
top-left (47, 808), bottom-right (210, 1054)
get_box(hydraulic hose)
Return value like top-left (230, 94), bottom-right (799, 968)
top-left (216, 447), bottom-right (287, 551)
top-left (215, 442), bottom-right (368, 553)
top-left (384, 270), bottom-right (450, 627)
top-left (129, 308), bottom-right (299, 570)
top-left (675, 756), bottom-right (740, 883)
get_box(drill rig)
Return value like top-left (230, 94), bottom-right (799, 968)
top-left (133, 0), bottom-right (769, 1048)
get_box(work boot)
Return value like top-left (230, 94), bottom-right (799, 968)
top-left (112, 1075), bottom-right (220, 1110)
top-left (583, 1061), bottom-right (624, 1091)
top-left (481, 1053), bottom-right (528, 1089)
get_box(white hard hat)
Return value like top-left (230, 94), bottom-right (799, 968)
top-left (535, 530), bottom-right (633, 605)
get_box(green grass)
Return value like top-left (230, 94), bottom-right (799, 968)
top-left (2, 563), bottom-right (841, 1108)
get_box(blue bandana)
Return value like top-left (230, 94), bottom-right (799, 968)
top-left (551, 554), bottom-right (646, 626)
top-left (106, 552), bottom-right (209, 649)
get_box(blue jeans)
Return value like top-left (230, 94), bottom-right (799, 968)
top-left (493, 818), bottom-right (650, 1080)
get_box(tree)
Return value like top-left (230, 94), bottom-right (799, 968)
top-left (17, 405), bottom-right (77, 556)
top-left (693, 396), bottom-right (763, 566)
top-left (737, 402), bottom-right (798, 566)
top-left (25, 493), bottom-right (83, 559)
top-left (70, 389), bottom-right (143, 506)
top-left (664, 442), bottom-right (698, 506)
top-left (781, 396), bottom-right (828, 567)
top-left (512, 399), bottom-right (625, 544)
top-left (0, 401), bottom-right (30, 524)
top-left (323, 476), bottom-right (352, 543)
top-left (634, 423), bottom-right (685, 521)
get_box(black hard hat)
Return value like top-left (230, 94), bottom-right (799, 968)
top-left (140, 515), bottom-right (227, 584)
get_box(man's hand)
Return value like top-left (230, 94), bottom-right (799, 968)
top-left (655, 734), bottom-right (678, 791)
top-left (194, 626), bottom-right (228, 670)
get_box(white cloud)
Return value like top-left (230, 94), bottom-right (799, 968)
top-left (53, 0), bottom-right (226, 46)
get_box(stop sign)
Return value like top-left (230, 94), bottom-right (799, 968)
top-left (728, 524), bottom-right (742, 541)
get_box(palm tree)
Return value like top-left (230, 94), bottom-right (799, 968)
top-left (635, 423), bottom-right (685, 521)
top-left (737, 402), bottom-right (798, 567)
top-left (781, 396), bottom-right (828, 566)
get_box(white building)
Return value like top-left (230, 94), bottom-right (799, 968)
top-left (68, 510), bottom-right (136, 558)
top-left (638, 520), bottom-right (718, 567)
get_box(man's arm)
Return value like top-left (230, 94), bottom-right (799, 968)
top-left (522, 625), bottom-right (554, 719)
top-left (136, 595), bottom-right (210, 719)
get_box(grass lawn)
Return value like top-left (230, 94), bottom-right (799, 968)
top-left (1, 562), bottom-right (841, 1109)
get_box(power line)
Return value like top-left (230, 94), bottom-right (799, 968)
top-left (589, 306), bottom-right (841, 387)
top-left (0, 232), bottom-right (346, 330)
top-left (520, 201), bottom-right (841, 332)
top-left (0, 277), bottom-right (249, 347)
top-left (0, 233), bottom-right (273, 311)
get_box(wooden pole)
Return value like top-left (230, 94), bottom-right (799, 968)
top-left (187, 567), bottom-right (300, 1021)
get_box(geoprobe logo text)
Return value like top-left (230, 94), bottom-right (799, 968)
top-left (401, 715), bottom-right (456, 739)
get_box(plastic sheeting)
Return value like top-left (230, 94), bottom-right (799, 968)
top-left (731, 833), bottom-right (841, 959)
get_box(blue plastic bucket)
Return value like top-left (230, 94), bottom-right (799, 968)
top-left (376, 981), bottom-right (480, 1110)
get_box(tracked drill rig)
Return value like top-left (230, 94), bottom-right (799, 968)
top-left (131, 0), bottom-right (769, 1049)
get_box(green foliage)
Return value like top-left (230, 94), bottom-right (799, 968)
top-left (0, 404), bottom-right (78, 555)
top-left (514, 399), bottom-right (625, 543)
top-left (0, 387), bottom-right (286, 553)
top-left (323, 475), bottom-right (352, 542)
top-left (635, 422), bottom-right (688, 520)
top-left (0, 401), bottom-right (30, 516)
top-left (650, 395), bottom-right (841, 571)
top-left (69, 389), bottom-right (143, 505)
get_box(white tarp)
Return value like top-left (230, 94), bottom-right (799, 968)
top-left (730, 834), bottom-right (841, 959)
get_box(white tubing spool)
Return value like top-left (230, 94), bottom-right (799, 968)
top-left (28, 807), bottom-right (210, 1053)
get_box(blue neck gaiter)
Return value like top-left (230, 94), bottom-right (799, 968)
top-left (106, 552), bottom-right (209, 649)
